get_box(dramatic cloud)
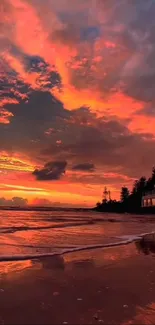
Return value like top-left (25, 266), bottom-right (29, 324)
top-left (0, 0), bottom-right (155, 205)
top-left (0, 154), bottom-right (34, 172)
top-left (33, 161), bottom-right (67, 181)
top-left (1, 0), bottom-right (155, 116)
top-left (41, 107), bottom-right (155, 178)
top-left (72, 163), bottom-right (95, 172)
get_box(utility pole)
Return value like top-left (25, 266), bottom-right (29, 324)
top-left (103, 187), bottom-right (108, 201)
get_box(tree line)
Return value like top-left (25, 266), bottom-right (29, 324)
top-left (95, 166), bottom-right (155, 213)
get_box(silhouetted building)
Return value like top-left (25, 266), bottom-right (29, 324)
top-left (141, 189), bottom-right (155, 207)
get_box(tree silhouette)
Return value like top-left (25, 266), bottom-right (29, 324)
top-left (95, 165), bottom-right (155, 214)
top-left (132, 177), bottom-right (146, 195)
top-left (120, 186), bottom-right (130, 202)
top-left (146, 166), bottom-right (155, 192)
top-left (96, 202), bottom-right (101, 209)
top-left (129, 176), bottom-right (147, 210)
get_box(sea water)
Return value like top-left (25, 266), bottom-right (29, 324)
top-left (0, 209), bottom-right (154, 261)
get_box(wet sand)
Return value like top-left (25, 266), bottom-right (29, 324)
top-left (0, 237), bottom-right (155, 324)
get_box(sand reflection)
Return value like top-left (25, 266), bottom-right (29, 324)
top-left (0, 260), bottom-right (33, 278)
top-left (63, 243), bottom-right (138, 269)
top-left (123, 302), bottom-right (155, 325)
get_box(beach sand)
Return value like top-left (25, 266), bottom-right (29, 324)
top-left (0, 239), bottom-right (155, 324)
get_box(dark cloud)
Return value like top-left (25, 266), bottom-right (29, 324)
top-left (72, 163), bottom-right (95, 172)
top-left (80, 26), bottom-right (100, 41)
top-left (65, 0), bottom-right (155, 102)
top-left (41, 108), bottom-right (155, 179)
top-left (33, 160), bottom-right (67, 181)
top-left (1, 0), bottom-right (155, 193)
top-left (0, 90), bottom-right (70, 156)
top-left (51, 22), bottom-right (80, 46)
top-left (135, 102), bottom-right (155, 116)
top-left (2, 0), bottom-right (155, 105)
top-left (114, 0), bottom-right (155, 102)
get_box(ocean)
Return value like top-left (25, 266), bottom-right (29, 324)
top-left (0, 209), bottom-right (154, 262)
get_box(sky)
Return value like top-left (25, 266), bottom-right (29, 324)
top-left (0, 0), bottom-right (155, 207)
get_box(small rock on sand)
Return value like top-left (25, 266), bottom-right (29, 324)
top-left (53, 292), bottom-right (59, 296)
top-left (77, 298), bottom-right (83, 301)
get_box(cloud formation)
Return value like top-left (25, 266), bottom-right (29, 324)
top-left (1, 0), bottom-right (155, 204)
top-left (72, 163), bottom-right (95, 172)
top-left (33, 161), bottom-right (67, 181)
top-left (1, 0), bottom-right (155, 114)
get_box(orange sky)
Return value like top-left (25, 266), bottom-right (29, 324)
top-left (0, 0), bottom-right (155, 207)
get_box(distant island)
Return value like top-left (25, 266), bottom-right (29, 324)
top-left (94, 166), bottom-right (155, 214)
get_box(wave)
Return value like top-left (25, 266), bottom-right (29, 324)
top-left (0, 242), bottom-right (77, 249)
top-left (0, 221), bottom-right (94, 234)
top-left (0, 217), bottom-right (138, 235)
top-left (0, 231), bottom-right (154, 262)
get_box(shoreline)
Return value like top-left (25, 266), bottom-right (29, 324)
top-left (0, 238), bottom-right (155, 324)
top-left (0, 231), bottom-right (155, 263)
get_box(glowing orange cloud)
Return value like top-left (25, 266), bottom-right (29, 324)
top-left (0, 0), bottom-right (155, 207)
top-left (129, 115), bottom-right (155, 135)
top-left (52, 86), bottom-right (144, 119)
top-left (0, 109), bottom-right (13, 124)
top-left (1, 0), bottom-right (148, 135)
top-left (0, 152), bottom-right (35, 172)
top-left (2, 52), bottom-right (43, 90)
